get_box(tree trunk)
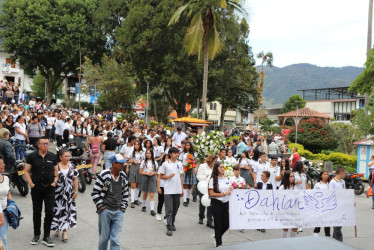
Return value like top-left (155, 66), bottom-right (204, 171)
top-left (220, 103), bottom-right (226, 131)
top-left (202, 23), bottom-right (210, 121)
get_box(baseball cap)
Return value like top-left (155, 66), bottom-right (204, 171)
top-left (0, 128), bottom-right (10, 139)
top-left (110, 154), bottom-right (127, 164)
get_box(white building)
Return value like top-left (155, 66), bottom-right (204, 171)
top-left (0, 51), bottom-right (33, 92)
top-left (206, 101), bottom-right (251, 128)
top-left (298, 87), bottom-right (364, 122)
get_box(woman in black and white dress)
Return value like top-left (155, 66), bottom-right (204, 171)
top-left (51, 149), bottom-right (78, 242)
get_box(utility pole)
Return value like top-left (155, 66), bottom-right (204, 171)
top-left (78, 36), bottom-right (82, 110)
top-left (366, 0), bottom-right (373, 114)
top-left (295, 101), bottom-right (301, 146)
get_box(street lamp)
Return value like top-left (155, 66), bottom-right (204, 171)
top-left (295, 101), bottom-right (301, 146)
top-left (145, 77), bottom-right (150, 126)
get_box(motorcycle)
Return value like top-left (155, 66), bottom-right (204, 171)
top-left (344, 172), bottom-right (365, 195)
top-left (303, 160), bottom-right (320, 189)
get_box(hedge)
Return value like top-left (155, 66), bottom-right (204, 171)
top-left (289, 143), bottom-right (357, 171)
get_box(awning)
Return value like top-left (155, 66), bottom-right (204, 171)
top-left (187, 123), bottom-right (210, 127)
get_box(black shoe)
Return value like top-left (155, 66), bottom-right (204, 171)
top-left (31, 235), bottom-right (40, 245)
top-left (256, 229), bottom-right (261, 231)
top-left (142, 207), bottom-right (146, 212)
top-left (260, 229), bottom-right (266, 233)
top-left (193, 197), bottom-right (197, 202)
top-left (183, 201), bottom-right (188, 207)
top-left (187, 198), bottom-right (190, 204)
top-left (150, 210), bottom-right (156, 216)
top-left (131, 203), bottom-right (135, 208)
top-left (171, 225), bottom-right (176, 231)
top-left (166, 228), bottom-right (173, 236)
top-left (207, 223), bottom-right (214, 229)
top-left (372, 204), bottom-right (374, 209)
top-left (42, 237), bottom-right (55, 247)
top-left (198, 219), bottom-right (203, 224)
top-left (134, 200), bottom-right (140, 206)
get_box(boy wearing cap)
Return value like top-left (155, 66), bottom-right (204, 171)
top-left (91, 154), bottom-right (129, 250)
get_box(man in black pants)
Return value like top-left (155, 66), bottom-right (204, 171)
top-left (24, 137), bottom-right (58, 247)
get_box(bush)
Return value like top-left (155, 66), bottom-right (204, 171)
top-left (289, 143), bottom-right (357, 170)
top-left (288, 118), bottom-right (337, 153)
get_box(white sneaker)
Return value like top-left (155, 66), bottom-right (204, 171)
top-left (156, 213), bottom-right (161, 221)
top-left (211, 234), bottom-right (216, 246)
top-left (163, 218), bottom-right (167, 224)
top-left (313, 233), bottom-right (319, 236)
top-left (298, 228), bottom-right (303, 232)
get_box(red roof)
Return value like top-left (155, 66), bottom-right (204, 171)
top-left (278, 107), bottom-right (331, 119)
top-left (353, 140), bottom-right (374, 146)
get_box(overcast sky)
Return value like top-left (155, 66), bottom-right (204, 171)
top-left (242, 0), bottom-right (369, 68)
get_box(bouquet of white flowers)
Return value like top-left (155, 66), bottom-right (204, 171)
top-left (223, 161), bottom-right (234, 179)
top-left (192, 130), bottom-right (226, 163)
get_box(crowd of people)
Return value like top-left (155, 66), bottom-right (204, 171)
top-left (0, 93), bottom-right (364, 249)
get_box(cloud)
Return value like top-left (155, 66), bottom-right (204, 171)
top-left (243, 0), bottom-right (368, 67)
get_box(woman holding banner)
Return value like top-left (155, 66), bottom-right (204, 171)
top-left (279, 170), bottom-right (298, 238)
top-left (313, 170), bottom-right (331, 237)
top-left (208, 162), bottom-right (233, 248)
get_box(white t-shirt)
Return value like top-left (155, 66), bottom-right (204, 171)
top-left (160, 160), bottom-right (183, 194)
top-left (153, 146), bottom-right (164, 158)
top-left (140, 160), bottom-right (158, 173)
top-left (268, 165), bottom-right (279, 188)
top-left (329, 178), bottom-right (346, 190)
top-left (229, 175), bottom-right (246, 185)
top-left (314, 182), bottom-right (329, 190)
top-left (208, 176), bottom-right (231, 203)
top-left (158, 163), bottom-right (166, 187)
top-left (294, 172), bottom-right (307, 190)
top-left (278, 185), bottom-right (294, 190)
top-left (238, 158), bottom-right (251, 169)
top-left (14, 122), bottom-right (26, 140)
top-left (172, 132), bottom-right (187, 146)
top-left (129, 150), bottom-right (143, 163)
top-left (0, 176), bottom-right (10, 210)
top-left (225, 156), bottom-right (237, 166)
top-left (120, 144), bottom-right (134, 159)
top-left (253, 161), bottom-right (270, 183)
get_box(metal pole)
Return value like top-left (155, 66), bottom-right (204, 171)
top-left (78, 37), bottom-right (82, 110)
top-left (146, 81), bottom-right (149, 126)
top-left (196, 98), bottom-right (199, 119)
top-left (295, 103), bottom-right (299, 146)
top-left (94, 82), bottom-right (96, 115)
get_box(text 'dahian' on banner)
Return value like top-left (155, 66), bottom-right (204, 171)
top-left (229, 189), bottom-right (355, 230)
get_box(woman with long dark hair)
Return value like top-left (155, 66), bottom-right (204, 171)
top-left (293, 161), bottom-right (309, 190)
top-left (209, 162), bottom-right (232, 248)
top-left (180, 141), bottom-right (196, 207)
top-left (279, 170), bottom-right (297, 238)
top-left (238, 151), bottom-right (254, 186)
top-left (102, 132), bottom-right (118, 170)
top-left (313, 170), bottom-right (331, 237)
top-left (139, 149), bottom-right (158, 216)
top-left (129, 140), bottom-right (143, 208)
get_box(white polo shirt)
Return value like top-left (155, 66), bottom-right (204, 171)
top-left (208, 176), bottom-right (231, 203)
top-left (160, 160), bottom-right (183, 195)
top-left (329, 178), bottom-right (346, 190)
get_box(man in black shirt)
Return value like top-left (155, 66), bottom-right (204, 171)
top-left (24, 137), bottom-right (58, 247)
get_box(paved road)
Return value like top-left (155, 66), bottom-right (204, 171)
top-left (6, 146), bottom-right (372, 249)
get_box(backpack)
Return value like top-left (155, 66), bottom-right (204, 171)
top-left (91, 137), bottom-right (100, 154)
top-left (5, 200), bottom-right (23, 229)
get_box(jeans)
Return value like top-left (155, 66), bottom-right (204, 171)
top-left (15, 139), bottom-right (25, 160)
top-left (98, 209), bottom-right (124, 250)
top-left (333, 226), bottom-right (343, 242)
top-left (211, 199), bottom-right (229, 247)
top-left (104, 151), bottom-right (115, 170)
top-left (314, 226), bottom-right (331, 236)
top-left (164, 194), bottom-right (180, 229)
top-left (0, 212), bottom-right (8, 249)
top-left (31, 184), bottom-right (55, 238)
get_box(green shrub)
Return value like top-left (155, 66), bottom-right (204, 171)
top-left (289, 143), bottom-right (357, 170)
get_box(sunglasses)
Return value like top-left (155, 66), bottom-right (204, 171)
top-left (39, 142), bottom-right (49, 146)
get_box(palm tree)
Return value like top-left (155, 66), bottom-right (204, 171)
top-left (256, 51), bottom-right (273, 106)
top-left (168, 0), bottom-right (245, 120)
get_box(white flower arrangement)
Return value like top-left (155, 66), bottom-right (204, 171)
top-left (192, 130), bottom-right (227, 163)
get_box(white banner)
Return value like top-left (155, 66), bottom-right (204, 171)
top-left (229, 189), bottom-right (355, 230)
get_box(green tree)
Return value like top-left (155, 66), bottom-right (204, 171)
top-left (149, 87), bottom-right (171, 124)
top-left (208, 15), bottom-right (258, 130)
top-left (116, 0), bottom-right (202, 117)
top-left (350, 95), bottom-right (374, 137)
top-left (256, 51), bottom-right (273, 107)
top-left (349, 48), bottom-right (374, 96)
top-left (328, 123), bottom-right (363, 155)
top-left (280, 94), bottom-right (306, 114)
top-left (259, 118), bottom-right (275, 132)
top-left (82, 55), bottom-right (136, 111)
top-left (0, 0), bottom-right (106, 103)
top-left (168, 0), bottom-right (246, 120)
top-left (30, 72), bottom-right (46, 99)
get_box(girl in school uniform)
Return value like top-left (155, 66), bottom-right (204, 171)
top-left (179, 141), bottom-right (196, 207)
top-left (143, 139), bottom-right (153, 158)
top-left (293, 161), bottom-right (309, 190)
top-left (129, 140), bottom-right (143, 208)
top-left (153, 137), bottom-right (164, 166)
top-left (279, 170), bottom-right (297, 238)
top-left (139, 149), bottom-right (158, 216)
top-left (238, 151), bottom-right (254, 186)
top-left (209, 162), bottom-right (233, 248)
top-left (313, 170), bottom-right (331, 237)
top-left (225, 149), bottom-right (237, 166)
top-left (164, 138), bottom-right (173, 155)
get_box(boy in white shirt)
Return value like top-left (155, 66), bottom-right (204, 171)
top-left (329, 166), bottom-right (346, 242)
top-left (160, 147), bottom-right (184, 237)
top-left (229, 165), bottom-right (245, 185)
top-left (253, 152), bottom-right (270, 186)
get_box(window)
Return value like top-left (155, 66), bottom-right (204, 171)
top-left (210, 103), bottom-right (217, 110)
top-left (5, 58), bottom-right (16, 68)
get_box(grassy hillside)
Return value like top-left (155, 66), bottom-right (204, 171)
top-left (258, 63), bottom-right (364, 107)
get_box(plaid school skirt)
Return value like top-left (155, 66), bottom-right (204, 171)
top-left (183, 171), bottom-right (197, 185)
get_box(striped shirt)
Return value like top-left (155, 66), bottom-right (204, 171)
top-left (91, 169), bottom-right (129, 211)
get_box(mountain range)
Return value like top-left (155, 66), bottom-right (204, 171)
top-left (257, 63), bottom-right (364, 108)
